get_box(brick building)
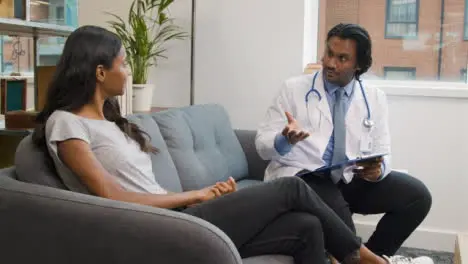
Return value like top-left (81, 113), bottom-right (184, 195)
top-left (318, 0), bottom-right (468, 82)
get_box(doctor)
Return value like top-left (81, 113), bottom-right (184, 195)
top-left (255, 23), bottom-right (432, 258)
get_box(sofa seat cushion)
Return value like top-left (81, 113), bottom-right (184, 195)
top-left (243, 255), bottom-right (293, 264)
top-left (151, 104), bottom-right (249, 191)
top-left (127, 114), bottom-right (183, 193)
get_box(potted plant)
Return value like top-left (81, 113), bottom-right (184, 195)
top-left (107, 0), bottom-right (187, 112)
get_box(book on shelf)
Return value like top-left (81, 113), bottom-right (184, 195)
top-left (0, 0), bottom-right (26, 20)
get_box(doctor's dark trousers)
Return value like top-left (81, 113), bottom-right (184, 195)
top-left (182, 177), bottom-right (361, 264)
top-left (301, 170), bottom-right (432, 257)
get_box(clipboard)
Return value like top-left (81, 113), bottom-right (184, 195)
top-left (314, 153), bottom-right (388, 172)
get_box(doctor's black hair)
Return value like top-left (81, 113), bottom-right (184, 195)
top-left (327, 23), bottom-right (373, 80)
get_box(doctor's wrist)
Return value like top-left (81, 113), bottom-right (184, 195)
top-left (274, 133), bottom-right (294, 156)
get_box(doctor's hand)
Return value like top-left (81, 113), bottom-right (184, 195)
top-left (282, 112), bottom-right (310, 144)
top-left (353, 157), bottom-right (384, 182)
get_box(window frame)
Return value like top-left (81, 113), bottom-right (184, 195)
top-left (383, 66), bottom-right (417, 80)
top-left (305, 0), bottom-right (468, 99)
top-left (461, 68), bottom-right (467, 82)
top-left (0, 36), bottom-right (3, 73)
top-left (384, 0), bottom-right (420, 39)
top-left (464, 0), bottom-right (468, 40)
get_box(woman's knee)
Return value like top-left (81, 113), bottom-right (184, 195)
top-left (289, 212), bottom-right (323, 238)
top-left (274, 176), bottom-right (308, 190)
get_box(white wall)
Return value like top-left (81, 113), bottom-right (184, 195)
top-left (353, 93), bottom-right (468, 251)
top-left (78, 0), bottom-right (191, 107)
top-left (193, 0), bottom-right (468, 252)
top-left (148, 0), bottom-right (192, 107)
top-left (193, 0), bottom-right (306, 127)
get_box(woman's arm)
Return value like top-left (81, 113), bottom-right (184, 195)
top-left (57, 139), bottom-right (218, 209)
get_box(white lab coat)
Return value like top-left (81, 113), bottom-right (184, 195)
top-left (255, 71), bottom-right (392, 182)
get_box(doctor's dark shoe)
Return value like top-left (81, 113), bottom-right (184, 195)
top-left (384, 255), bottom-right (434, 264)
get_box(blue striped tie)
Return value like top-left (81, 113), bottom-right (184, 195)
top-left (330, 89), bottom-right (346, 184)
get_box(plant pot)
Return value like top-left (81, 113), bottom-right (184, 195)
top-left (132, 83), bottom-right (154, 112)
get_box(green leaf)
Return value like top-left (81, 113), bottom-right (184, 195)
top-left (105, 0), bottom-right (187, 84)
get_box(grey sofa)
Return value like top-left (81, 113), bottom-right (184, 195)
top-left (0, 104), bottom-right (293, 264)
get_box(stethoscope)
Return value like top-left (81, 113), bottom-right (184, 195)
top-left (305, 72), bottom-right (374, 129)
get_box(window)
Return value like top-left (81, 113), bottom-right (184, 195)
top-left (384, 67), bottom-right (416, 80)
top-left (316, 0), bottom-right (468, 83)
top-left (385, 0), bottom-right (419, 38)
top-left (0, 37), bottom-right (3, 73)
top-left (465, 0), bottom-right (468, 40)
top-left (56, 6), bottom-right (65, 23)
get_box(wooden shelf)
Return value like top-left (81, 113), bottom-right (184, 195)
top-left (0, 17), bottom-right (74, 38)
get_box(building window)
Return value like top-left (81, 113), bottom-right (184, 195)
top-left (461, 68), bottom-right (467, 82)
top-left (384, 67), bottom-right (416, 80)
top-left (385, 0), bottom-right (419, 38)
top-left (465, 0), bottom-right (468, 40)
top-left (56, 6), bottom-right (65, 25)
top-left (0, 37), bottom-right (3, 73)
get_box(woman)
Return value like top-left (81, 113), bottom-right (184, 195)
top-left (32, 25), bottom-right (430, 264)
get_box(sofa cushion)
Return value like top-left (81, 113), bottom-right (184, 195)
top-left (14, 135), bottom-right (67, 190)
top-left (152, 104), bottom-right (249, 191)
top-left (127, 114), bottom-right (183, 193)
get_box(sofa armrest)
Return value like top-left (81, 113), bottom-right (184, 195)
top-left (0, 173), bottom-right (242, 264)
top-left (234, 129), bottom-right (269, 181)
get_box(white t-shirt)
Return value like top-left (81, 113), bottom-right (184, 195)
top-left (45, 110), bottom-right (167, 195)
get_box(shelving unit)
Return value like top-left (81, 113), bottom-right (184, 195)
top-left (0, 17), bottom-right (75, 168)
top-left (0, 17), bottom-right (74, 37)
top-left (0, 17), bottom-right (74, 110)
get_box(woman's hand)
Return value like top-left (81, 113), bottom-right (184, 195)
top-left (215, 177), bottom-right (237, 195)
top-left (194, 177), bottom-right (238, 203)
top-left (195, 186), bottom-right (221, 203)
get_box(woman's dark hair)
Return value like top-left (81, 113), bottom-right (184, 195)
top-left (32, 25), bottom-right (156, 153)
top-left (327, 23), bottom-right (373, 80)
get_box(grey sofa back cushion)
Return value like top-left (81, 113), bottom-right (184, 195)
top-left (152, 104), bottom-right (249, 191)
top-left (127, 114), bottom-right (183, 193)
top-left (14, 135), bottom-right (67, 190)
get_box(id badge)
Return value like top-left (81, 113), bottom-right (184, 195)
top-left (359, 134), bottom-right (373, 153)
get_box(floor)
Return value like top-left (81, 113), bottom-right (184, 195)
top-left (397, 247), bottom-right (454, 263)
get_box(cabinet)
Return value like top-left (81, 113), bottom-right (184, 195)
top-left (0, 78), bottom-right (27, 114)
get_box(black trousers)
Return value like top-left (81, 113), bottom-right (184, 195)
top-left (302, 170), bottom-right (432, 256)
top-left (182, 177), bottom-right (361, 264)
